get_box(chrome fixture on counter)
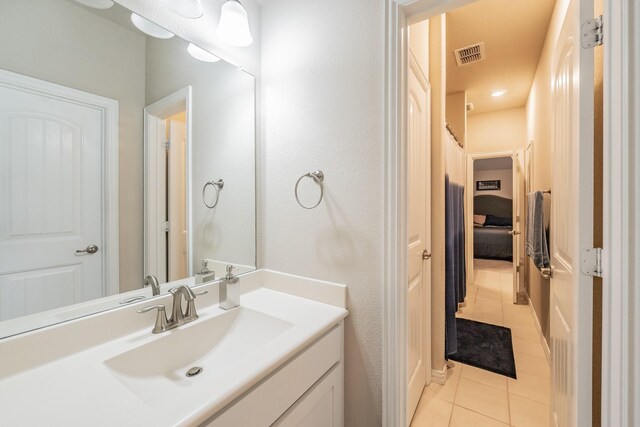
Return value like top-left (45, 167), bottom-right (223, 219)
top-left (143, 275), bottom-right (161, 296)
top-left (137, 285), bottom-right (207, 333)
top-left (219, 265), bottom-right (240, 310)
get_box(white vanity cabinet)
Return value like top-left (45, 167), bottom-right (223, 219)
top-left (202, 323), bottom-right (344, 427)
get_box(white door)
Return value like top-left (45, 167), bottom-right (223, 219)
top-left (167, 118), bottom-right (188, 281)
top-left (550, 0), bottom-right (594, 425)
top-left (511, 151), bottom-right (523, 303)
top-left (407, 59), bottom-right (431, 422)
top-left (0, 77), bottom-right (105, 321)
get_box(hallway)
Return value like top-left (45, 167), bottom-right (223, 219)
top-left (411, 261), bottom-right (551, 426)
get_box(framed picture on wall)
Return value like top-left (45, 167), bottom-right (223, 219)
top-left (476, 180), bottom-right (501, 191)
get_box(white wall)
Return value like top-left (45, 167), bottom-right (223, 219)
top-left (260, 0), bottom-right (385, 425)
top-left (145, 36), bottom-right (256, 272)
top-left (467, 107), bottom-right (527, 154)
top-left (473, 168), bottom-right (513, 198)
top-left (0, 0), bottom-right (147, 292)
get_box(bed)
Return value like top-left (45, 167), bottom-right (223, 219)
top-left (473, 195), bottom-right (513, 261)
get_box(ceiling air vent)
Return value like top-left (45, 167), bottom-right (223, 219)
top-left (454, 42), bottom-right (485, 66)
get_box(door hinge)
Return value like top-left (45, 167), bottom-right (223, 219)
top-left (581, 15), bottom-right (603, 48)
top-left (164, 139), bottom-right (170, 150)
top-left (162, 221), bottom-right (170, 233)
top-left (581, 247), bottom-right (603, 278)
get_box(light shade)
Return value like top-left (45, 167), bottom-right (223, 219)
top-left (187, 43), bottom-right (221, 63)
top-left (217, 0), bottom-right (253, 47)
top-left (159, 0), bottom-right (203, 19)
top-left (74, 0), bottom-right (114, 9)
top-left (491, 90), bottom-right (506, 97)
top-left (130, 13), bottom-right (175, 39)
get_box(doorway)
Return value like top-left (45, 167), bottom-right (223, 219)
top-left (393, 0), bottom-right (599, 425)
top-left (144, 87), bottom-right (192, 284)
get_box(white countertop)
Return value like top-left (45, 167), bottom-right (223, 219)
top-left (0, 270), bottom-right (348, 426)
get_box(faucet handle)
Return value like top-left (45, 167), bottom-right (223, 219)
top-left (137, 305), bottom-right (169, 334)
top-left (225, 265), bottom-right (239, 277)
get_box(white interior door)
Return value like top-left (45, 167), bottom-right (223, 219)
top-left (550, 0), bottom-right (594, 425)
top-left (0, 77), bottom-right (105, 320)
top-left (167, 118), bottom-right (188, 281)
top-left (407, 59), bottom-right (431, 423)
top-left (511, 152), bottom-right (523, 303)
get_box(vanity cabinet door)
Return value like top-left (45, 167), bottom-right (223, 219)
top-left (272, 363), bottom-right (343, 427)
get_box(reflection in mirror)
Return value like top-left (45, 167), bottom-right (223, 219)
top-left (0, 0), bottom-right (256, 338)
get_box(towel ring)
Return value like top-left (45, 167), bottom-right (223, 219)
top-left (295, 170), bottom-right (324, 209)
top-left (202, 179), bottom-right (224, 209)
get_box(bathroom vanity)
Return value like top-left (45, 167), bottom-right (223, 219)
top-left (0, 270), bottom-right (347, 426)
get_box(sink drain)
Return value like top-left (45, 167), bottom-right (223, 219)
top-left (186, 366), bottom-right (203, 377)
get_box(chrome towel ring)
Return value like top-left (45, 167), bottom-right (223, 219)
top-left (203, 179), bottom-right (224, 208)
top-left (295, 170), bottom-right (324, 209)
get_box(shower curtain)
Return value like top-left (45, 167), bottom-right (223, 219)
top-left (444, 129), bottom-right (467, 356)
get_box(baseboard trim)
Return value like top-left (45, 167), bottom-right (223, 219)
top-left (431, 363), bottom-right (448, 385)
top-left (527, 294), bottom-right (551, 363)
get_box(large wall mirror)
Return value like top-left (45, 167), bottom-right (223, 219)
top-left (0, 0), bottom-right (256, 338)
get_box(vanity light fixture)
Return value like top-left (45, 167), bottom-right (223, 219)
top-left (217, 0), bottom-right (253, 47)
top-left (187, 43), bottom-right (221, 63)
top-left (159, 0), bottom-right (203, 19)
top-left (73, 0), bottom-right (114, 9)
top-left (491, 90), bottom-right (506, 97)
top-left (130, 13), bottom-right (175, 39)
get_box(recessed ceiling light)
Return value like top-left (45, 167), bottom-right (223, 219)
top-left (491, 90), bottom-right (506, 97)
top-left (130, 13), bottom-right (175, 39)
top-left (187, 43), bottom-right (221, 63)
top-left (74, 0), bottom-right (114, 9)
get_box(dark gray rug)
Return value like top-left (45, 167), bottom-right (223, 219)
top-left (448, 318), bottom-right (517, 379)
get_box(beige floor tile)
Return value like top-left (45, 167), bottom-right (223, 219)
top-left (469, 312), bottom-right (503, 326)
top-left (509, 393), bottom-right (551, 427)
top-left (514, 351), bottom-right (550, 379)
top-left (508, 324), bottom-right (540, 341)
top-left (454, 378), bottom-right (510, 423)
top-left (508, 371), bottom-right (550, 404)
top-left (512, 337), bottom-right (546, 359)
top-left (423, 363), bottom-right (462, 403)
top-left (410, 396), bottom-right (453, 427)
top-left (449, 405), bottom-right (509, 427)
top-left (460, 364), bottom-right (508, 391)
top-left (477, 287), bottom-right (503, 302)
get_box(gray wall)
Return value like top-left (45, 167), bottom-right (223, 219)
top-left (0, 0), bottom-right (147, 292)
top-left (260, 1), bottom-right (385, 425)
top-left (145, 37), bottom-right (256, 271)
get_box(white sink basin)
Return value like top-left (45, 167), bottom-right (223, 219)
top-left (104, 307), bottom-right (293, 406)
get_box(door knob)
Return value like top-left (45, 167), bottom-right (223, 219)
top-left (509, 230), bottom-right (521, 236)
top-left (76, 245), bottom-right (99, 255)
top-left (422, 249), bottom-right (432, 260)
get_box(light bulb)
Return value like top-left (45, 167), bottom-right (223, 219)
top-left (491, 90), bottom-right (506, 97)
top-left (130, 13), bottom-right (175, 39)
top-left (159, 0), bottom-right (203, 19)
top-left (217, 0), bottom-right (253, 47)
top-left (74, 0), bottom-right (114, 9)
top-left (187, 43), bottom-right (221, 63)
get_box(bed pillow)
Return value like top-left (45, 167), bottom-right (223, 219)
top-left (473, 214), bottom-right (486, 225)
top-left (484, 215), bottom-right (512, 227)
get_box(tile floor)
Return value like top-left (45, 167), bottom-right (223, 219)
top-left (410, 259), bottom-right (551, 427)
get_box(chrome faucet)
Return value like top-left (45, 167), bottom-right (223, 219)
top-left (219, 265), bottom-right (240, 310)
top-left (137, 285), bottom-right (207, 334)
top-left (143, 275), bottom-right (161, 296)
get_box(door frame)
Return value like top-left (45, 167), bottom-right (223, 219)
top-left (383, 1), bottom-right (633, 426)
top-left (466, 151), bottom-right (521, 303)
top-left (143, 86), bottom-right (193, 281)
top-left (0, 68), bottom-right (119, 297)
